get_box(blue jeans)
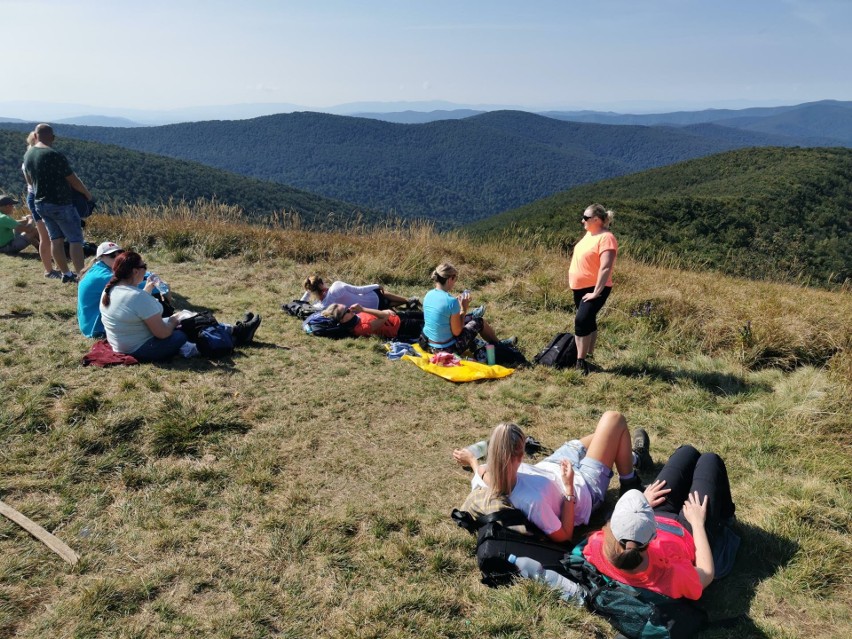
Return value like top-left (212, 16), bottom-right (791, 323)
top-left (34, 202), bottom-right (84, 243)
top-left (130, 330), bottom-right (188, 362)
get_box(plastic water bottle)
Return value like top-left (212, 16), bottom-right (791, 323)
top-left (508, 555), bottom-right (586, 605)
top-left (465, 440), bottom-right (488, 460)
top-left (149, 273), bottom-right (170, 295)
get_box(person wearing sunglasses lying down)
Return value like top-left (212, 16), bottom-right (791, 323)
top-left (582, 446), bottom-right (737, 600)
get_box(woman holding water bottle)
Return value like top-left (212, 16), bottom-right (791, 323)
top-left (421, 262), bottom-right (507, 355)
top-left (77, 241), bottom-right (174, 338)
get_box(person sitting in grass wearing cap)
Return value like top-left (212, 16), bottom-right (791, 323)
top-left (582, 446), bottom-right (737, 600)
top-left (0, 194), bottom-right (40, 256)
top-left (77, 241), bottom-right (175, 338)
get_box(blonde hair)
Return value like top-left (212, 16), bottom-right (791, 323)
top-left (586, 203), bottom-right (615, 229)
top-left (602, 523), bottom-right (644, 570)
top-left (321, 303), bottom-right (346, 321)
top-left (486, 422), bottom-right (525, 499)
top-left (26, 131), bottom-right (36, 147)
top-left (431, 263), bottom-right (458, 285)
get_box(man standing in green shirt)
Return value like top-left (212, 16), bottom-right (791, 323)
top-left (22, 123), bottom-right (93, 283)
top-left (0, 194), bottom-right (39, 255)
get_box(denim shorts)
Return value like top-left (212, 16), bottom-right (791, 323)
top-left (34, 202), bottom-right (83, 243)
top-left (541, 440), bottom-right (613, 509)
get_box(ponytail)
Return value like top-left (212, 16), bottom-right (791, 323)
top-left (431, 262), bottom-right (458, 286)
top-left (102, 251), bottom-right (144, 307)
top-left (586, 203), bottom-right (615, 229)
top-left (486, 422), bottom-right (525, 499)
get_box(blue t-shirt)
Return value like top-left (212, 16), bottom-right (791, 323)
top-left (423, 288), bottom-right (460, 348)
top-left (77, 260), bottom-right (113, 337)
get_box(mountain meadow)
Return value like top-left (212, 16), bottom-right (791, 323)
top-left (1, 201), bottom-right (850, 639)
top-left (0, 109), bottom-right (835, 226)
top-left (469, 147), bottom-right (852, 286)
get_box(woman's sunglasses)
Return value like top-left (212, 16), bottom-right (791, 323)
top-left (582, 215), bottom-right (594, 221)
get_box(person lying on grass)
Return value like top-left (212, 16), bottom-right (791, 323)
top-left (582, 446), bottom-right (737, 600)
top-left (320, 303), bottom-right (424, 340)
top-left (453, 411), bottom-right (651, 543)
top-left (301, 275), bottom-right (415, 310)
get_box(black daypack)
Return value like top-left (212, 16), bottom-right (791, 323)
top-left (561, 542), bottom-right (708, 639)
top-left (281, 299), bottom-right (317, 320)
top-left (452, 508), bottom-right (571, 588)
top-left (178, 311), bottom-right (234, 358)
top-left (474, 342), bottom-right (530, 368)
top-left (533, 332), bottom-right (578, 369)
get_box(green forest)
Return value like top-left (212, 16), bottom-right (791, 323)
top-left (468, 147), bottom-right (852, 285)
top-left (0, 110), bottom-right (821, 225)
top-left (0, 129), bottom-right (378, 227)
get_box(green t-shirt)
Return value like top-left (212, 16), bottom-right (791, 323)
top-left (0, 212), bottom-right (20, 247)
top-left (23, 146), bottom-right (73, 205)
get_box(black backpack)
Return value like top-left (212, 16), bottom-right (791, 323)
top-left (562, 541), bottom-right (709, 639)
top-left (452, 508), bottom-right (571, 588)
top-left (281, 299), bottom-right (317, 320)
top-left (533, 332), bottom-right (578, 369)
top-left (177, 311), bottom-right (234, 358)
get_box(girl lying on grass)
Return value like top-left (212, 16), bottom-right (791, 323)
top-left (320, 303), bottom-right (424, 340)
top-left (453, 412), bottom-right (650, 543)
top-left (583, 446), bottom-right (737, 599)
top-left (301, 275), bottom-right (414, 310)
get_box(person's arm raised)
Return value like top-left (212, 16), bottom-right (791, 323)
top-left (683, 491), bottom-right (714, 589)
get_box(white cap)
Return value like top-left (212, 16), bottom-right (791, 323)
top-left (610, 489), bottom-right (656, 545)
top-left (96, 241), bottom-right (123, 259)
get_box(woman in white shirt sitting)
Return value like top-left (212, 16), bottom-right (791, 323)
top-left (100, 251), bottom-right (187, 361)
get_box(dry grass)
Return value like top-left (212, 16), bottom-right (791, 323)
top-left (0, 203), bottom-right (850, 638)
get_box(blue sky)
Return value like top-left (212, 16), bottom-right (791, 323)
top-left (4, 0), bottom-right (851, 112)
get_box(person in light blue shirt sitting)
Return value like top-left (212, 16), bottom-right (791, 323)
top-left (421, 262), bottom-right (506, 353)
top-left (77, 241), bottom-right (173, 338)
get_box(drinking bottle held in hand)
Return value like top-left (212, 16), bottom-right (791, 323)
top-left (465, 440), bottom-right (488, 460)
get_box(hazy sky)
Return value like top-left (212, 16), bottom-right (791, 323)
top-left (4, 0), bottom-right (851, 112)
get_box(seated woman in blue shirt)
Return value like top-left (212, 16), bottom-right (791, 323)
top-left (78, 241), bottom-right (172, 338)
top-left (421, 262), bottom-right (505, 354)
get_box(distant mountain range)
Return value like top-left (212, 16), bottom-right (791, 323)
top-left (2, 108), bottom-right (844, 226)
top-left (0, 129), bottom-right (377, 227)
top-left (468, 146), bottom-right (852, 284)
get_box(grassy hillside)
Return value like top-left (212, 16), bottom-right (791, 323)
top-left (0, 111), bottom-right (817, 225)
top-left (0, 203), bottom-right (850, 638)
top-left (0, 129), bottom-right (379, 228)
top-left (470, 147), bottom-right (852, 285)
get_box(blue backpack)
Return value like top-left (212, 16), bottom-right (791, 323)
top-left (303, 312), bottom-right (350, 339)
top-left (197, 324), bottom-right (235, 358)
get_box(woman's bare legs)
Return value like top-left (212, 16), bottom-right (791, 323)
top-left (579, 410), bottom-right (633, 476)
top-left (479, 319), bottom-right (499, 343)
top-left (35, 220), bottom-right (54, 274)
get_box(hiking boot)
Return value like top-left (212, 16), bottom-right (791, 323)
top-left (44, 270), bottom-right (62, 279)
top-left (500, 336), bottom-right (517, 346)
top-left (406, 296), bottom-right (421, 310)
top-left (632, 428), bottom-right (653, 473)
top-left (575, 358), bottom-right (590, 376)
top-left (61, 272), bottom-right (78, 284)
top-left (469, 304), bottom-right (486, 319)
top-left (233, 313), bottom-right (262, 345)
top-left (618, 474), bottom-right (645, 497)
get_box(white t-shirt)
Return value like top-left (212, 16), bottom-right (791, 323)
top-left (100, 284), bottom-right (165, 354)
top-left (472, 462), bottom-right (593, 535)
top-left (324, 282), bottom-right (382, 309)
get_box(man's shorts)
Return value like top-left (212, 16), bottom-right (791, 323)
top-left (0, 234), bottom-right (30, 254)
top-left (34, 202), bottom-right (83, 243)
top-left (541, 440), bottom-right (613, 509)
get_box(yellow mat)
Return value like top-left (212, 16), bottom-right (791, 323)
top-left (402, 344), bottom-right (515, 382)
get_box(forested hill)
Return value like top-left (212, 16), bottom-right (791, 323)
top-left (0, 111), bottom-right (822, 225)
top-left (468, 147), bottom-right (852, 285)
top-left (0, 129), bottom-right (378, 227)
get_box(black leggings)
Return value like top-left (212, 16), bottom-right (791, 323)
top-left (573, 286), bottom-right (612, 337)
top-left (653, 445), bottom-right (736, 551)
